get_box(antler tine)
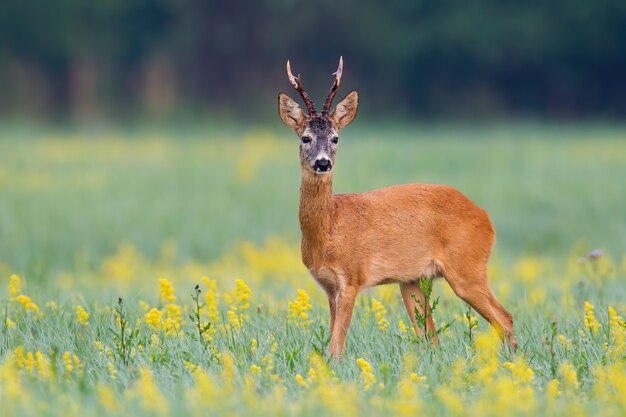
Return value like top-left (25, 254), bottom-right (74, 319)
top-left (322, 56), bottom-right (343, 116)
top-left (286, 60), bottom-right (317, 116)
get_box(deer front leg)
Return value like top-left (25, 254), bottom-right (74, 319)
top-left (329, 286), bottom-right (358, 362)
top-left (399, 282), bottom-right (439, 345)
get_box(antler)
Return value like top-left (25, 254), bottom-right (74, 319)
top-left (322, 56), bottom-right (343, 116)
top-left (286, 60), bottom-right (317, 116)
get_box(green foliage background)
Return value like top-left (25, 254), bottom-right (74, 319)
top-left (1, 1), bottom-right (625, 120)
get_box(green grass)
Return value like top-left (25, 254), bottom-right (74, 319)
top-left (1, 123), bottom-right (625, 279)
top-left (0, 123), bottom-right (625, 416)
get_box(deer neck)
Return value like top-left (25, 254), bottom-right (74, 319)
top-left (299, 169), bottom-right (334, 251)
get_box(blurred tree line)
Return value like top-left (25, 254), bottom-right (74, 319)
top-left (0, 0), bottom-right (625, 122)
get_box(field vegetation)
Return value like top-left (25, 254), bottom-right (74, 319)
top-left (1, 124), bottom-right (625, 416)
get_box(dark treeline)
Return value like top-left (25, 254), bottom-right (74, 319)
top-left (1, 0), bottom-right (625, 122)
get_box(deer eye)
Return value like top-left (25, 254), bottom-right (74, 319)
top-left (301, 136), bottom-right (311, 144)
top-left (331, 137), bottom-right (339, 144)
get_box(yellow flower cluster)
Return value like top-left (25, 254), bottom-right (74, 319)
top-left (371, 298), bottom-right (389, 333)
top-left (584, 301), bottom-right (600, 333)
top-left (164, 303), bottom-right (182, 336)
top-left (288, 289), bottom-right (313, 328)
top-left (235, 278), bottom-right (251, 309)
top-left (356, 358), bottom-right (377, 391)
top-left (63, 351), bottom-right (83, 376)
top-left (558, 335), bottom-right (572, 350)
top-left (9, 275), bottom-right (40, 315)
top-left (224, 279), bottom-right (252, 331)
top-left (398, 319), bottom-right (407, 334)
top-left (14, 346), bottom-right (50, 379)
top-left (75, 305), bottom-right (90, 326)
top-left (608, 306), bottom-right (625, 357)
top-left (503, 357), bottom-right (535, 384)
top-left (294, 368), bottom-right (317, 389)
top-left (473, 329), bottom-right (500, 385)
top-left (145, 308), bottom-right (164, 330)
top-left (142, 280), bottom-right (184, 336)
top-left (559, 361), bottom-right (579, 392)
top-left (159, 278), bottom-right (176, 303)
top-left (128, 367), bottom-right (169, 413)
top-left (202, 277), bottom-right (220, 328)
top-left (9, 274), bottom-right (20, 299)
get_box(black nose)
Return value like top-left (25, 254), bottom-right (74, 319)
top-left (313, 158), bottom-right (332, 172)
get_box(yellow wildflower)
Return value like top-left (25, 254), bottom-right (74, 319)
top-left (128, 367), bottom-right (169, 413)
top-left (287, 289), bottom-right (313, 327)
top-left (503, 357), bottom-right (535, 384)
top-left (164, 303), bottom-right (182, 323)
top-left (227, 309), bottom-right (241, 330)
top-left (234, 279), bottom-right (251, 310)
top-left (9, 274), bottom-right (21, 299)
top-left (546, 379), bottom-right (560, 400)
top-left (159, 278), bottom-right (176, 303)
top-left (250, 364), bottom-right (261, 374)
top-left (583, 301), bottom-right (600, 333)
top-left (608, 306), bottom-right (625, 357)
top-left (63, 351), bottom-right (83, 376)
top-left (202, 277), bottom-right (220, 324)
top-left (473, 377), bottom-right (536, 415)
top-left (184, 361), bottom-right (200, 374)
top-left (145, 308), bottom-right (163, 330)
top-left (371, 298), bottom-right (389, 332)
top-left (163, 317), bottom-right (180, 337)
top-left (398, 319), bottom-right (407, 334)
top-left (107, 361), bottom-right (118, 379)
top-left (559, 361), bottom-right (579, 391)
top-left (557, 335), bottom-right (572, 350)
top-left (5, 317), bottom-right (16, 329)
top-left (97, 383), bottom-right (119, 412)
top-left (356, 358), bottom-right (377, 391)
top-left (24, 351), bottom-right (35, 374)
top-left (94, 340), bottom-right (105, 352)
top-left (15, 294), bottom-right (40, 314)
top-left (139, 300), bottom-right (150, 311)
top-left (221, 351), bottom-right (237, 392)
top-left (75, 305), bottom-right (90, 326)
top-left (33, 352), bottom-right (50, 379)
top-left (435, 386), bottom-right (465, 415)
top-left (14, 346), bottom-right (26, 369)
top-left (410, 373), bottom-right (426, 384)
top-left (473, 329), bottom-right (500, 385)
top-left (295, 373), bottom-right (308, 388)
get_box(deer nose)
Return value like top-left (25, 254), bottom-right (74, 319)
top-left (313, 158), bottom-right (332, 172)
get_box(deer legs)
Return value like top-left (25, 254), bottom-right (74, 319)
top-left (328, 286), bottom-right (358, 362)
top-left (399, 282), bottom-right (439, 345)
top-left (445, 265), bottom-right (517, 350)
top-left (327, 292), bottom-right (337, 336)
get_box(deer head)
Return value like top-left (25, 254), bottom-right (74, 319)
top-left (278, 57), bottom-right (358, 174)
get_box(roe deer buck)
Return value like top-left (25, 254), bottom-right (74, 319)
top-left (278, 57), bottom-right (517, 361)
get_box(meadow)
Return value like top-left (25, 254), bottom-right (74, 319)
top-left (1, 123), bottom-right (625, 416)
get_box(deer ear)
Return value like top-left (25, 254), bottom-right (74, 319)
top-left (331, 90), bottom-right (358, 129)
top-left (278, 93), bottom-right (305, 129)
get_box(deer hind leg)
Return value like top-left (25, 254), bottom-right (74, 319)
top-left (399, 282), bottom-right (439, 345)
top-left (328, 286), bottom-right (358, 362)
top-left (327, 291), bottom-right (337, 337)
top-left (445, 264), bottom-right (517, 350)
